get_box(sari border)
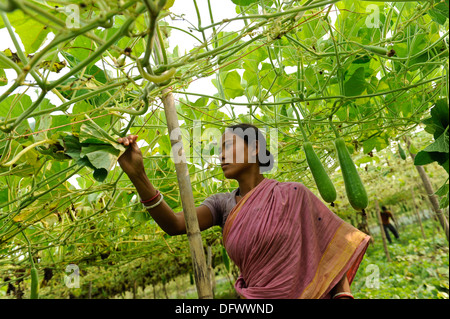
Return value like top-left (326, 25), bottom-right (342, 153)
top-left (298, 222), bottom-right (370, 299)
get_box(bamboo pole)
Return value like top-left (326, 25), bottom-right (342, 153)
top-left (405, 137), bottom-right (449, 241)
top-left (161, 88), bottom-right (213, 299)
top-left (375, 199), bottom-right (391, 262)
top-left (207, 245), bottom-right (216, 298)
top-left (411, 187), bottom-right (426, 239)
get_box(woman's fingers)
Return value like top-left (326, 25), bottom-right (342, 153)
top-left (118, 135), bottom-right (138, 146)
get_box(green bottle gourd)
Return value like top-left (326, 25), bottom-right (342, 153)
top-left (303, 142), bottom-right (337, 205)
top-left (30, 266), bottom-right (39, 299)
top-left (398, 143), bottom-right (406, 160)
top-left (334, 137), bottom-right (368, 211)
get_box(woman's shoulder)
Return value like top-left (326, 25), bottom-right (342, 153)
top-left (202, 188), bottom-right (237, 204)
top-left (212, 188), bottom-right (237, 198)
top-left (201, 188), bottom-right (238, 228)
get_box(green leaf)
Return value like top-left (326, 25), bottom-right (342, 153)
top-left (231, 0), bottom-right (258, 6)
top-left (430, 99), bottom-right (449, 139)
top-left (92, 168), bottom-right (107, 183)
top-left (222, 70), bottom-right (244, 99)
top-left (439, 192), bottom-right (449, 209)
top-left (422, 117), bottom-right (440, 135)
top-left (1, 13), bottom-right (47, 54)
top-left (61, 118), bottom-right (126, 183)
top-left (67, 35), bottom-right (96, 63)
top-left (80, 144), bottom-right (120, 171)
top-left (414, 150), bottom-right (448, 167)
top-left (414, 150), bottom-right (437, 166)
top-left (0, 94), bottom-right (32, 120)
top-left (14, 19), bottom-right (50, 54)
top-left (344, 66), bottom-right (366, 97)
top-left (422, 100), bottom-right (449, 140)
top-left (79, 117), bottom-right (124, 153)
top-left (76, 156), bottom-right (96, 171)
top-left (164, 0), bottom-right (176, 10)
top-left (423, 130), bottom-right (449, 153)
top-left (34, 114), bottom-right (52, 142)
top-left (363, 136), bottom-right (388, 154)
top-left (72, 102), bottom-right (110, 131)
top-left (355, 155), bottom-right (380, 165)
top-left (0, 69), bottom-right (7, 86)
top-left (427, 2), bottom-right (449, 25)
top-left (129, 209), bottom-right (152, 222)
top-left (0, 49), bottom-right (18, 69)
top-left (50, 115), bottom-right (72, 133)
top-left (435, 181), bottom-right (449, 197)
top-left (61, 134), bottom-right (83, 160)
top-left (352, 55), bottom-right (371, 64)
top-left (435, 181), bottom-right (449, 208)
top-left (441, 158), bottom-right (449, 174)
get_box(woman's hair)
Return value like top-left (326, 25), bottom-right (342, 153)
top-left (225, 123), bottom-right (274, 173)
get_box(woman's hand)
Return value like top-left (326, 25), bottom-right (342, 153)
top-left (117, 135), bottom-right (145, 178)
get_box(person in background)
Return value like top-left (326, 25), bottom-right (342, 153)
top-left (380, 206), bottom-right (400, 244)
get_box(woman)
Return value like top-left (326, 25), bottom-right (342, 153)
top-left (117, 123), bottom-right (370, 299)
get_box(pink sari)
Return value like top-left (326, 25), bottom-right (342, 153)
top-left (223, 178), bottom-right (370, 299)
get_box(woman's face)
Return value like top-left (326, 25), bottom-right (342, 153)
top-left (219, 132), bottom-right (258, 179)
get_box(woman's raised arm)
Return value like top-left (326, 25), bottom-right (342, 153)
top-left (117, 135), bottom-right (214, 236)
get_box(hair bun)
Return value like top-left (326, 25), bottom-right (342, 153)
top-left (258, 150), bottom-right (274, 173)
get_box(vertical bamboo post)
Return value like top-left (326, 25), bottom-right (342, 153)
top-left (411, 187), bottom-right (426, 239)
top-left (207, 245), bottom-right (216, 298)
top-left (405, 137), bottom-right (449, 241)
top-left (161, 88), bottom-right (213, 299)
top-left (375, 199), bottom-right (391, 262)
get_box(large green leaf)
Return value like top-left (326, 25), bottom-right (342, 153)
top-left (62, 134), bottom-right (84, 161)
top-left (423, 130), bottom-right (449, 154)
top-left (363, 136), bottom-right (388, 154)
top-left (427, 1), bottom-right (449, 25)
top-left (344, 67), bottom-right (366, 97)
top-left (60, 118), bottom-right (125, 183)
top-left (415, 99), bottom-right (449, 174)
top-left (430, 99), bottom-right (449, 139)
top-left (2, 9), bottom-right (51, 54)
top-left (15, 20), bottom-right (50, 54)
top-left (66, 35), bottom-right (97, 63)
top-left (0, 94), bottom-right (32, 120)
top-left (80, 144), bottom-right (121, 171)
top-left (414, 150), bottom-right (448, 168)
top-left (222, 70), bottom-right (245, 99)
top-left (79, 118), bottom-right (124, 153)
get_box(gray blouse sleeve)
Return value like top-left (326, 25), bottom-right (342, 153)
top-left (200, 193), bottom-right (226, 227)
